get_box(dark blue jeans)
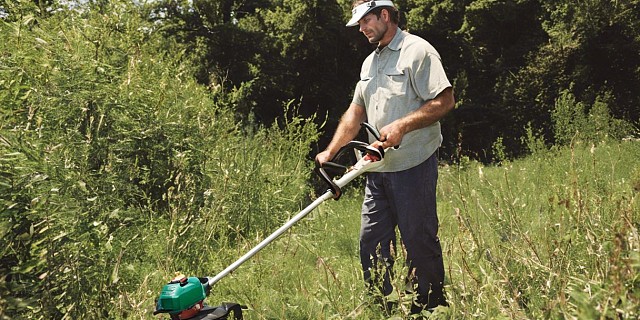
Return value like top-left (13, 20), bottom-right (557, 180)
top-left (360, 152), bottom-right (446, 309)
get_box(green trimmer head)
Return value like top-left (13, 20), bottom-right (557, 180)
top-left (154, 275), bottom-right (209, 317)
top-left (154, 274), bottom-right (243, 320)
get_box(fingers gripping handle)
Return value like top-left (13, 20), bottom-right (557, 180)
top-left (315, 141), bottom-right (384, 200)
top-left (360, 122), bottom-right (400, 149)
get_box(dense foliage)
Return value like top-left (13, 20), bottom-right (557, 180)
top-left (140, 0), bottom-right (638, 160)
top-left (1, 1), bottom-right (319, 318)
top-left (0, 0), bottom-right (638, 319)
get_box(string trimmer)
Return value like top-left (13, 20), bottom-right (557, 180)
top-left (153, 123), bottom-right (386, 320)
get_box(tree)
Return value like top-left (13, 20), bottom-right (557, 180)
top-left (148, 0), bottom-right (640, 160)
top-left (501, 0), bottom-right (640, 149)
top-left (259, 0), bottom-right (363, 123)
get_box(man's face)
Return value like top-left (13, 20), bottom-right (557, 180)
top-left (358, 12), bottom-right (388, 44)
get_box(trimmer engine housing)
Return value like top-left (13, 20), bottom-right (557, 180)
top-left (154, 276), bottom-right (209, 318)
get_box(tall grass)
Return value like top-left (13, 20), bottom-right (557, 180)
top-left (165, 140), bottom-right (638, 320)
top-left (439, 140), bottom-right (639, 319)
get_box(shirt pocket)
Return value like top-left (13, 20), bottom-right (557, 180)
top-left (358, 76), bottom-right (374, 103)
top-left (383, 68), bottom-right (407, 96)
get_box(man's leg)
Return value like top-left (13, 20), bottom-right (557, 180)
top-left (360, 172), bottom-right (397, 297)
top-left (386, 153), bottom-right (446, 311)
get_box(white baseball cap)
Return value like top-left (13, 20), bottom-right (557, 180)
top-left (346, 1), bottom-right (396, 27)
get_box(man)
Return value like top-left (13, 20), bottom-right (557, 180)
top-left (315, 0), bottom-right (455, 314)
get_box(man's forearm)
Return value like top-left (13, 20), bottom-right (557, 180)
top-left (325, 103), bottom-right (367, 154)
top-left (376, 87), bottom-right (455, 148)
top-left (403, 87), bottom-right (455, 132)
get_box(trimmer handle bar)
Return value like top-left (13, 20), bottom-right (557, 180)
top-left (315, 122), bottom-right (391, 200)
top-left (315, 141), bottom-right (383, 200)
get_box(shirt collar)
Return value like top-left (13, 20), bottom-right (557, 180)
top-left (377, 28), bottom-right (404, 53)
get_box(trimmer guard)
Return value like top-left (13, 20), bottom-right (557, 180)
top-left (154, 277), bottom-right (209, 315)
top-left (189, 303), bottom-right (244, 320)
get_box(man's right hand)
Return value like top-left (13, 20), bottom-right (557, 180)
top-left (315, 150), bottom-right (334, 167)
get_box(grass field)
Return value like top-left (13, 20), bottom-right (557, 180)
top-left (165, 140), bottom-right (640, 320)
top-left (5, 139), bottom-right (635, 319)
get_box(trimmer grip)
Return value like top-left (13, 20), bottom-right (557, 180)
top-left (314, 122), bottom-right (387, 200)
top-left (314, 164), bottom-right (343, 200)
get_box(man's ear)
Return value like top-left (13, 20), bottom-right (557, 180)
top-left (381, 8), bottom-right (390, 22)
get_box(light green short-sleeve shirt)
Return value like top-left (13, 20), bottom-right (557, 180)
top-left (352, 30), bottom-right (452, 172)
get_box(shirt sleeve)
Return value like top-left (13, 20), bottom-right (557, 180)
top-left (351, 79), bottom-right (366, 107)
top-left (412, 50), bottom-right (452, 101)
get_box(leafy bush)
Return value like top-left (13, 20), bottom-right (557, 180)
top-left (521, 122), bottom-right (548, 156)
top-left (552, 89), bottom-right (635, 146)
top-left (0, 1), bottom-right (319, 318)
